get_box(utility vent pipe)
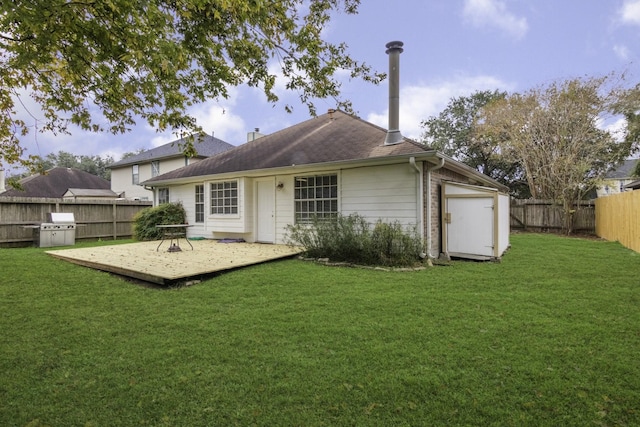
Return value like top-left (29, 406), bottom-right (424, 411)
top-left (0, 169), bottom-right (5, 193)
top-left (384, 40), bottom-right (404, 145)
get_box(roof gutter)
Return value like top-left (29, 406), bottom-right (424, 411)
top-left (142, 149), bottom-right (507, 193)
top-left (143, 150), bottom-right (443, 187)
top-left (433, 152), bottom-right (509, 193)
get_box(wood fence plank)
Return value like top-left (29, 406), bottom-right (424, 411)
top-left (0, 197), bottom-right (151, 247)
top-left (596, 191), bottom-right (640, 253)
top-left (510, 199), bottom-right (595, 233)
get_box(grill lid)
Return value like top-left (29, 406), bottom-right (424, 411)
top-left (48, 212), bottom-right (75, 223)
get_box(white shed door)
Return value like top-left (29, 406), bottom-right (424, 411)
top-left (256, 180), bottom-right (275, 243)
top-left (446, 197), bottom-right (494, 257)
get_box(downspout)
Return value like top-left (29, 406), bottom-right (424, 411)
top-left (425, 156), bottom-right (445, 259)
top-left (409, 157), bottom-right (424, 258)
top-left (143, 185), bottom-right (157, 205)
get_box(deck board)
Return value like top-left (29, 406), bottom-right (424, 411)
top-left (47, 240), bottom-right (303, 285)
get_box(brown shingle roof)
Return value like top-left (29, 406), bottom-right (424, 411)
top-left (0, 167), bottom-right (111, 198)
top-left (145, 110), bottom-right (432, 183)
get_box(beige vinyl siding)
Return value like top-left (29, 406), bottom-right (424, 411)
top-left (166, 163), bottom-right (422, 244)
top-left (160, 157), bottom-right (189, 174)
top-left (110, 157), bottom-right (191, 201)
top-left (340, 164), bottom-right (419, 227)
top-left (110, 167), bottom-right (153, 200)
top-left (166, 184), bottom-right (203, 238)
top-left (274, 174), bottom-right (296, 244)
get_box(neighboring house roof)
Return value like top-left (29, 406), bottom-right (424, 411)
top-left (605, 159), bottom-right (639, 179)
top-left (0, 167), bottom-right (111, 198)
top-left (145, 110), bottom-right (473, 185)
top-left (625, 180), bottom-right (640, 190)
top-left (64, 188), bottom-right (119, 198)
top-left (108, 132), bottom-right (234, 168)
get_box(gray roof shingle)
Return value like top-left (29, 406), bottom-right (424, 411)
top-left (145, 110), bottom-right (433, 184)
top-left (605, 159), bottom-right (639, 179)
top-left (108, 133), bottom-right (234, 168)
top-left (0, 167), bottom-right (111, 198)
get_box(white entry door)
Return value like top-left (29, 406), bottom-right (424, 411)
top-left (256, 180), bottom-right (275, 243)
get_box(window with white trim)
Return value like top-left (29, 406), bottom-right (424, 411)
top-left (158, 188), bottom-right (169, 204)
top-left (195, 184), bottom-right (204, 223)
top-left (210, 181), bottom-right (238, 214)
top-left (151, 161), bottom-right (160, 177)
top-left (294, 174), bottom-right (338, 223)
top-left (132, 164), bottom-right (139, 184)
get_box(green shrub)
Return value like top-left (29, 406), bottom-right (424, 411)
top-left (369, 221), bottom-right (424, 266)
top-left (132, 202), bottom-right (187, 241)
top-left (285, 213), bottom-right (424, 267)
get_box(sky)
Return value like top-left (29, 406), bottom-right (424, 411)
top-left (11, 0), bottom-right (640, 172)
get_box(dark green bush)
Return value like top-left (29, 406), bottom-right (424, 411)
top-left (132, 202), bottom-right (187, 241)
top-left (285, 213), bottom-right (424, 267)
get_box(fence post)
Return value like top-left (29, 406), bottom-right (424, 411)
top-left (113, 202), bottom-right (117, 240)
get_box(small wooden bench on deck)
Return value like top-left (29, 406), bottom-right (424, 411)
top-left (156, 224), bottom-right (193, 252)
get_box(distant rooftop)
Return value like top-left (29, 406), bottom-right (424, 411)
top-left (108, 133), bottom-right (234, 168)
top-left (0, 167), bottom-right (111, 198)
top-left (605, 159), bottom-right (639, 179)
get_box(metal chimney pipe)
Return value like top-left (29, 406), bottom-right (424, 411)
top-left (384, 40), bottom-right (404, 145)
top-left (0, 169), bottom-right (5, 193)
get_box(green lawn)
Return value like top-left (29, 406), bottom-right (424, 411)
top-left (1, 234), bottom-right (639, 426)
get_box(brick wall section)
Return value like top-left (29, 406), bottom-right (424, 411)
top-left (425, 166), bottom-right (474, 257)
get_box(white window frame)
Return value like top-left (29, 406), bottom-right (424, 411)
top-left (195, 184), bottom-right (205, 223)
top-left (158, 187), bottom-right (170, 204)
top-left (151, 161), bottom-right (160, 177)
top-left (132, 164), bottom-right (139, 185)
top-left (294, 173), bottom-right (338, 223)
top-left (210, 180), bottom-right (238, 215)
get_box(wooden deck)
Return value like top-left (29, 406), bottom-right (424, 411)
top-left (47, 240), bottom-right (303, 286)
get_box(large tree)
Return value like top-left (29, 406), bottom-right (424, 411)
top-left (420, 90), bottom-right (529, 197)
top-left (1, 0), bottom-right (382, 169)
top-left (612, 82), bottom-right (640, 158)
top-left (37, 151), bottom-right (114, 180)
top-left (476, 76), bottom-right (639, 234)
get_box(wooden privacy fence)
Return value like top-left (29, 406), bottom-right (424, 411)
top-left (595, 191), bottom-right (640, 253)
top-left (510, 199), bottom-right (596, 233)
top-left (0, 197), bottom-right (152, 247)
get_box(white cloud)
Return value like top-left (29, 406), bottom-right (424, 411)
top-left (188, 100), bottom-right (246, 146)
top-left (367, 75), bottom-right (514, 140)
top-left (462, 0), bottom-right (529, 39)
top-left (620, 0), bottom-right (640, 25)
top-left (597, 116), bottom-right (627, 142)
top-left (613, 44), bottom-right (631, 61)
top-left (267, 61), bottom-right (297, 101)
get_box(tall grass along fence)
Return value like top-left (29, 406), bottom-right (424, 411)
top-left (510, 198), bottom-right (595, 233)
top-left (0, 197), bottom-right (152, 247)
top-left (596, 190), bottom-right (640, 253)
